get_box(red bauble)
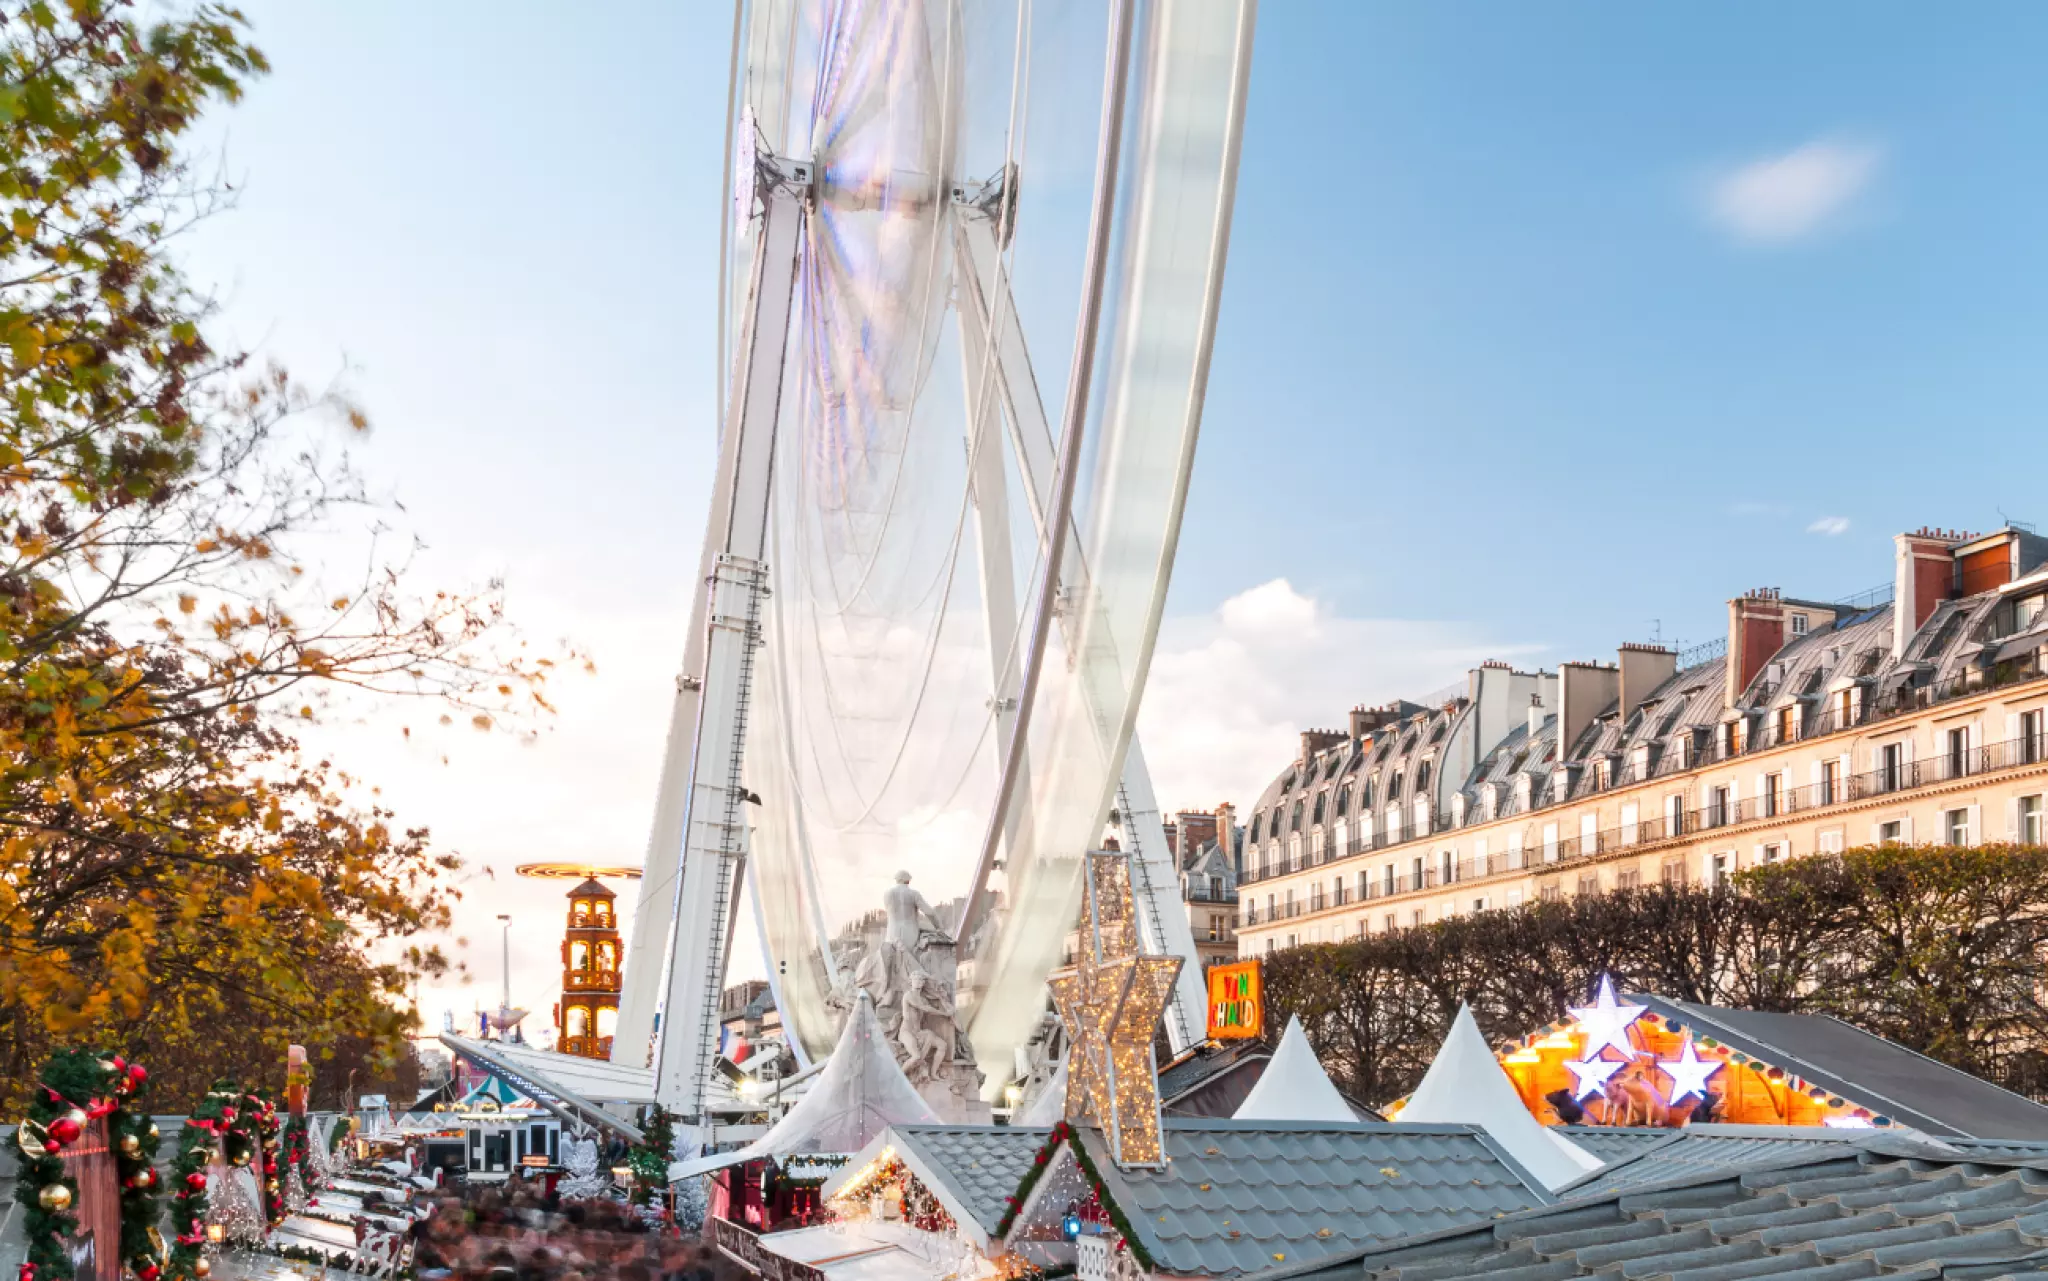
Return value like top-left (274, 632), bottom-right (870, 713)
top-left (138, 1265), bottom-right (160, 1281)
top-left (219, 1107), bottom-right (235, 1122)
top-left (184, 1172), bottom-right (206, 1191)
top-left (21, 1263), bottom-right (37, 1281)
top-left (128, 1065), bottom-right (146, 1085)
top-left (41, 1140), bottom-right (59, 1155)
top-left (263, 1159), bottom-right (277, 1176)
top-left (47, 1116), bottom-right (82, 1145)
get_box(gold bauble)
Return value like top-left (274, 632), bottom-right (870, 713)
top-left (146, 1123), bottom-right (159, 1141)
top-left (230, 1151), bottom-right (250, 1167)
top-left (39, 1183), bottom-right (73, 1212)
top-left (264, 1179), bottom-right (278, 1194)
top-left (119, 1134), bottom-right (142, 1157)
top-left (194, 1260), bottom-right (210, 1278)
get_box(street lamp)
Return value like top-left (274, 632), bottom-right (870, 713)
top-left (497, 913), bottom-right (512, 1040)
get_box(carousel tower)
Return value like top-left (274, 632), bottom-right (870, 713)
top-left (514, 861), bottom-right (642, 1059)
top-left (558, 878), bottom-right (622, 1058)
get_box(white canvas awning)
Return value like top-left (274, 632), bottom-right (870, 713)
top-left (1397, 1003), bottom-right (1601, 1191)
top-left (1233, 1015), bottom-right (1354, 1123)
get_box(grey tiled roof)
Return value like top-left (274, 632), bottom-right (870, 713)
top-left (890, 1124), bottom-right (1046, 1236)
top-left (1081, 1120), bottom-right (1546, 1278)
top-left (1338, 1138), bottom-right (2048, 1281)
top-left (1550, 1126), bottom-right (1867, 1200)
top-left (1555, 1127), bottom-right (1687, 1163)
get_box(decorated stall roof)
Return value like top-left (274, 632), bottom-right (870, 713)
top-left (824, 1125), bottom-right (1049, 1249)
top-left (1443, 975), bottom-right (2048, 1140)
top-left (1003, 1119), bottom-right (1549, 1279)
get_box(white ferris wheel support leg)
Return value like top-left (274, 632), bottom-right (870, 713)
top-left (951, 204), bottom-right (1207, 1052)
top-left (642, 155), bottom-right (809, 1120)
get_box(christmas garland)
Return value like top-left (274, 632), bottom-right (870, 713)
top-left (280, 1115), bottom-right (312, 1199)
top-left (164, 1090), bottom-right (234, 1281)
top-left (992, 1123), bottom-right (1156, 1274)
top-left (625, 1105), bottom-right (677, 1206)
top-left (13, 1051), bottom-right (161, 1281)
top-left (242, 1089), bottom-right (284, 1227)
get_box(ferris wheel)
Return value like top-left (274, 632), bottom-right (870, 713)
top-left (614, 0), bottom-right (1257, 1120)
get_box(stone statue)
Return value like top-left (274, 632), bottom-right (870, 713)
top-left (898, 969), bottom-right (955, 1083)
top-left (884, 869), bottom-right (946, 951)
top-left (826, 872), bottom-right (990, 1122)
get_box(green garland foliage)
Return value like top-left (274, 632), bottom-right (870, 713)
top-left (13, 1051), bottom-right (160, 1281)
top-left (165, 1090), bottom-right (233, 1281)
top-left (992, 1123), bottom-right (1156, 1274)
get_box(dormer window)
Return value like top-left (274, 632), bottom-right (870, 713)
top-left (1790, 612), bottom-right (1809, 636)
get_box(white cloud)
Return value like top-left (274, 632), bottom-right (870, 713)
top-left (1807, 516), bottom-right (1851, 536)
top-left (1707, 140), bottom-right (1882, 243)
top-left (1137, 579), bottom-right (1535, 812)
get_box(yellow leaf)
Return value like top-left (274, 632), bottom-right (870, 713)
top-left (177, 593), bottom-right (197, 614)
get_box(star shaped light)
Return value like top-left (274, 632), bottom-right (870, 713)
top-left (1568, 975), bottom-right (1646, 1060)
top-left (1563, 1054), bottom-right (1624, 1101)
top-left (1658, 1037), bottom-right (1721, 1104)
top-left (1049, 853), bottom-right (1183, 1169)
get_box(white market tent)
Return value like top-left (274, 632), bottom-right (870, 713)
top-left (1396, 1003), bottom-right (1601, 1191)
top-left (671, 994), bottom-right (936, 1181)
top-left (1232, 1015), bottom-right (1356, 1123)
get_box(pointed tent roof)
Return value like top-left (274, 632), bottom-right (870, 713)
top-left (1232, 1015), bottom-right (1354, 1123)
top-left (567, 876), bottom-right (615, 900)
top-left (670, 993), bottom-right (936, 1181)
top-left (1017, 1059), bottom-right (1068, 1128)
top-left (457, 1073), bottom-right (529, 1110)
top-left (1397, 1003), bottom-right (1601, 1191)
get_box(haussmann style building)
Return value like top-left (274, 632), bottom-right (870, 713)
top-left (1235, 522), bottom-right (2048, 955)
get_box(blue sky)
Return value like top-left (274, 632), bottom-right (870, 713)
top-left (177, 3), bottom-right (2048, 1019)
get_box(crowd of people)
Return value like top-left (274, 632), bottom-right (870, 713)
top-left (406, 1186), bottom-right (747, 1281)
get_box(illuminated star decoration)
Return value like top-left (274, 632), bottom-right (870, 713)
top-left (1658, 1037), bottom-right (1721, 1105)
top-left (1048, 852), bottom-right (1183, 1170)
top-left (1564, 1054), bottom-right (1624, 1101)
top-left (1568, 974), bottom-right (1647, 1060)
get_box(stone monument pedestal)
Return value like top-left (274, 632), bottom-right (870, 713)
top-left (918, 1065), bottom-right (992, 1125)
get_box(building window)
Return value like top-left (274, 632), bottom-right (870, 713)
top-left (1538, 884), bottom-right (1562, 903)
top-left (1383, 912), bottom-right (1396, 933)
top-left (1208, 914), bottom-right (1223, 941)
top-left (1708, 786), bottom-right (1730, 828)
top-left (2019, 795), bottom-right (2042, 845)
top-left (1416, 760), bottom-right (1433, 793)
top-left (1947, 727), bottom-right (1970, 781)
top-left (1776, 706), bottom-right (1796, 744)
top-left (1790, 612), bottom-right (1809, 636)
top-left (2022, 710), bottom-right (2044, 765)
top-left (1712, 850), bottom-right (1731, 883)
top-left (1879, 820), bottom-right (1903, 844)
top-left (1761, 843), bottom-right (1785, 864)
top-left (1616, 868), bottom-right (1641, 889)
top-left (1265, 937), bottom-right (1275, 955)
top-left (1660, 859), bottom-right (1685, 885)
top-left (1576, 873), bottom-right (1599, 896)
top-left (1411, 854), bottom-right (1425, 890)
top-left (1762, 773), bottom-right (1783, 818)
top-left (1946, 808), bottom-right (1971, 847)
top-left (1472, 897), bottom-right (1488, 914)
top-left (1880, 742), bottom-right (1905, 792)
top-left (1409, 909), bottom-right (1424, 928)
top-left (1821, 759), bottom-right (1840, 805)
top-left (1818, 828), bottom-right (1844, 854)
top-left (1286, 934), bottom-right (1297, 949)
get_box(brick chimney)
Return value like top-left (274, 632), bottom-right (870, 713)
top-left (1617, 643), bottom-right (1677, 722)
top-left (1348, 704), bottom-right (1400, 739)
top-left (1727, 588), bottom-right (1787, 706)
top-left (1894, 527), bottom-right (1969, 658)
top-left (1299, 728), bottom-right (1345, 763)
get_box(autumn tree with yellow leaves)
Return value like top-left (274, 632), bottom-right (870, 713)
top-left (0, 3), bottom-right (559, 1108)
